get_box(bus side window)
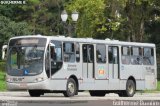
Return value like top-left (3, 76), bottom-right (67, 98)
top-left (50, 46), bottom-right (56, 60)
top-left (83, 45), bottom-right (87, 62)
top-left (63, 42), bottom-right (75, 62)
top-left (75, 43), bottom-right (80, 62)
top-left (143, 48), bottom-right (154, 65)
top-left (108, 46), bottom-right (118, 64)
top-left (108, 47), bottom-right (113, 63)
top-left (121, 46), bottom-right (130, 64)
top-left (96, 45), bottom-right (106, 63)
top-left (88, 45), bottom-right (94, 63)
top-left (82, 44), bottom-right (94, 63)
top-left (49, 41), bottom-right (62, 74)
top-left (131, 47), bottom-right (142, 65)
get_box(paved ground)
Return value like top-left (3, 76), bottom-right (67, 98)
top-left (0, 91), bottom-right (160, 106)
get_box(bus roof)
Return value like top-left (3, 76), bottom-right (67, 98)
top-left (9, 35), bottom-right (155, 47)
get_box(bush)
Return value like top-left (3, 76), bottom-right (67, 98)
top-left (0, 61), bottom-right (6, 72)
top-left (158, 65), bottom-right (160, 80)
top-left (157, 80), bottom-right (160, 91)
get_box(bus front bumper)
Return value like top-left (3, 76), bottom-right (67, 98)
top-left (6, 80), bottom-right (50, 91)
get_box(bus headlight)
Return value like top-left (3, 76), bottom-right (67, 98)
top-left (35, 77), bottom-right (44, 82)
top-left (6, 78), bottom-right (12, 82)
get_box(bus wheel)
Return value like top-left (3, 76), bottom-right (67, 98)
top-left (125, 80), bottom-right (135, 97)
top-left (89, 91), bottom-right (106, 97)
top-left (28, 90), bottom-right (41, 97)
top-left (63, 78), bottom-right (77, 97)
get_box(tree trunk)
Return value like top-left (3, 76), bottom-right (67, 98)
top-left (131, 29), bottom-right (136, 42)
top-left (139, 19), bottom-right (144, 42)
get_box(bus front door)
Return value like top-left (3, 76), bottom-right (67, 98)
top-left (82, 44), bottom-right (95, 82)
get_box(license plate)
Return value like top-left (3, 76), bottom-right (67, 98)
top-left (19, 83), bottom-right (27, 88)
top-left (13, 77), bottom-right (24, 82)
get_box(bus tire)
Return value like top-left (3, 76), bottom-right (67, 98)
top-left (89, 91), bottom-right (106, 97)
top-left (125, 79), bottom-right (136, 97)
top-left (29, 90), bottom-right (41, 97)
top-left (63, 78), bottom-right (77, 97)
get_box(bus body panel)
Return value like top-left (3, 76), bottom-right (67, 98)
top-left (120, 65), bottom-right (144, 79)
top-left (136, 80), bottom-right (145, 90)
top-left (78, 80), bottom-right (126, 90)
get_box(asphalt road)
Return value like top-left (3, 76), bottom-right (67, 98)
top-left (0, 91), bottom-right (160, 106)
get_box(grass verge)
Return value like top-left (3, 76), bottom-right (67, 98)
top-left (0, 71), bottom-right (6, 91)
top-left (157, 80), bottom-right (160, 91)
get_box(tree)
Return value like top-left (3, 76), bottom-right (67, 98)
top-left (0, 16), bottom-right (31, 59)
top-left (15, 0), bottom-right (65, 35)
top-left (96, 0), bottom-right (158, 42)
top-left (66, 0), bottom-right (106, 37)
top-left (95, 0), bottom-right (125, 39)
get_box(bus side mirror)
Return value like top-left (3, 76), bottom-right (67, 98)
top-left (2, 45), bottom-right (7, 60)
top-left (49, 43), bottom-right (55, 47)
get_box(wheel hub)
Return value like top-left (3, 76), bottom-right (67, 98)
top-left (68, 82), bottom-right (75, 94)
top-left (128, 84), bottom-right (134, 94)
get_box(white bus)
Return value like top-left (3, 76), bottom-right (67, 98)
top-left (6, 35), bottom-right (157, 97)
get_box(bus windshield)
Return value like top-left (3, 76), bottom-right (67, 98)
top-left (7, 38), bottom-right (46, 76)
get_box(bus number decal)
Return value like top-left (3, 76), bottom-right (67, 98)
top-left (98, 66), bottom-right (105, 77)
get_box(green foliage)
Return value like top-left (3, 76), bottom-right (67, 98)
top-left (0, 0), bottom-right (158, 42)
top-left (0, 61), bottom-right (6, 72)
top-left (29, 0), bottom-right (40, 4)
top-left (93, 0), bottom-right (127, 39)
top-left (0, 71), bottom-right (6, 91)
top-left (0, 15), bottom-right (31, 59)
top-left (0, 0), bottom-right (159, 56)
top-left (16, 0), bottom-right (64, 35)
top-left (0, 15), bottom-right (31, 43)
top-left (66, 0), bottom-right (106, 37)
top-left (157, 80), bottom-right (160, 91)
